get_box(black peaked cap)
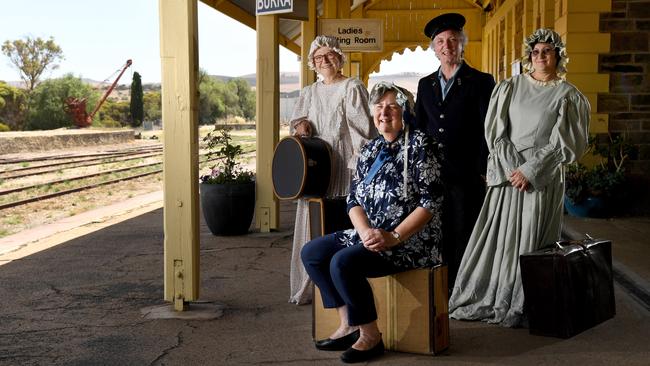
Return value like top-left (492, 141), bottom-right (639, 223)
top-left (424, 13), bottom-right (466, 39)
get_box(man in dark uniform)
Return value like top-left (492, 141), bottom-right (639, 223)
top-left (415, 13), bottom-right (495, 294)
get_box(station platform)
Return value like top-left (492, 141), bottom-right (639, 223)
top-left (0, 199), bottom-right (648, 365)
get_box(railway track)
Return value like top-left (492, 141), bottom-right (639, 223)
top-left (0, 150), bottom-right (163, 179)
top-left (0, 146), bottom-right (255, 211)
top-left (0, 144), bottom-right (163, 165)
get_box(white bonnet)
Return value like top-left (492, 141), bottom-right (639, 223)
top-left (521, 28), bottom-right (569, 77)
top-left (368, 81), bottom-right (416, 125)
top-left (307, 35), bottom-right (346, 71)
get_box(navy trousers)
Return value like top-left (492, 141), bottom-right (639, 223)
top-left (301, 233), bottom-right (404, 326)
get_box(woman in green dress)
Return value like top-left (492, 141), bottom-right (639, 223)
top-left (448, 28), bottom-right (591, 327)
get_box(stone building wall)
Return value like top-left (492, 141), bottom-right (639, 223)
top-left (599, 0), bottom-right (650, 214)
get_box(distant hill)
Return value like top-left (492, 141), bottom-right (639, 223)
top-left (211, 71), bottom-right (426, 94)
top-left (368, 72), bottom-right (428, 95)
top-left (3, 71), bottom-right (426, 96)
top-left (212, 72), bottom-right (300, 92)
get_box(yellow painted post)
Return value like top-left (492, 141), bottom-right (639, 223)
top-left (505, 9), bottom-right (513, 78)
top-left (322, 0), bottom-right (337, 19)
top-left (339, 3), bottom-right (351, 78)
top-left (532, 0), bottom-right (541, 29)
top-left (159, 0), bottom-right (200, 311)
top-left (497, 20), bottom-right (504, 80)
top-left (256, 14), bottom-right (280, 232)
top-left (491, 29), bottom-right (497, 76)
top-left (542, 0), bottom-right (555, 28)
top-left (300, 0), bottom-right (317, 88)
top-left (523, 0), bottom-right (534, 42)
top-left (350, 5), bottom-right (364, 81)
top-left (350, 54), bottom-right (362, 80)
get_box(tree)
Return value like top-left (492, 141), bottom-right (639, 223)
top-left (228, 78), bottom-right (255, 120)
top-left (26, 74), bottom-right (98, 130)
top-left (97, 99), bottom-right (130, 126)
top-left (143, 91), bottom-right (161, 122)
top-left (0, 81), bottom-right (28, 130)
top-left (196, 70), bottom-right (255, 124)
top-left (1, 36), bottom-right (64, 91)
top-left (129, 72), bottom-right (144, 127)
top-left (198, 73), bottom-right (226, 124)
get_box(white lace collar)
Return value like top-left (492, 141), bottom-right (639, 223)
top-left (524, 72), bottom-right (564, 87)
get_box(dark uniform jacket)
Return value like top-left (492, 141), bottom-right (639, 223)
top-left (415, 62), bottom-right (495, 186)
top-left (415, 62), bottom-right (495, 290)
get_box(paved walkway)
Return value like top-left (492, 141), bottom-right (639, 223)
top-left (0, 191), bottom-right (163, 263)
top-left (0, 198), bottom-right (649, 365)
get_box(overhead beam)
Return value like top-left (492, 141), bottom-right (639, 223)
top-left (279, 37), bottom-right (301, 54)
top-left (204, 0), bottom-right (256, 28)
top-left (202, 0), bottom-right (300, 54)
top-left (462, 0), bottom-right (485, 9)
top-left (363, 0), bottom-right (384, 11)
top-left (365, 8), bottom-right (480, 17)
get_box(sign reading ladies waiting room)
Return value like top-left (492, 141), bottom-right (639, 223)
top-left (320, 19), bottom-right (383, 52)
top-left (256, 0), bottom-right (292, 15)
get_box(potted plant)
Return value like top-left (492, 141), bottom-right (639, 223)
top-left (564, 134), bottom-right (633, 218)
top-left (200, 126), bottom-right (255, 235)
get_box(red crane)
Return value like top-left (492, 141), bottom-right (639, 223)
top-left (64, 59), bottom-right (133, 128)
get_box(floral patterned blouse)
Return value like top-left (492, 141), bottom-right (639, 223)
top-left (336, 128), bottom-right (444, 269)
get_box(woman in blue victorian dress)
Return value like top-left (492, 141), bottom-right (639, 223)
top-left (301, 82), bottom-right (443, 363)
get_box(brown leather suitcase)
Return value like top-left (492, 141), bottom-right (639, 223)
top-left (308, 198), bottom-right (449, 354)
top-left (307, 197), bottom-right (352, 240)
top-left (520, 238), bottom-right (615, 338)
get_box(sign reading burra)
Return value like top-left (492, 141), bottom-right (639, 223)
top-left (320, 19), bottom-right (383, 52)
top-left (256, 0), bottom-right (292, 15)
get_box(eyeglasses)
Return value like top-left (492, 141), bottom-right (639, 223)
top-left (531, 47), bottom-right (554, 57)
top-left (313, 52), bottom-right (338, 63)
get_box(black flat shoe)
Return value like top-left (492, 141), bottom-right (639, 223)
top-left (314, 330), bottom-right (360, 351)
top-left (340, 338), bottom-right (385, 363)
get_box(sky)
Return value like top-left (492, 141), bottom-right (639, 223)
top-left (0, 0), bottom-right (437, 85)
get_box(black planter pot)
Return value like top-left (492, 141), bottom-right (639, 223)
top-left (200, 181), bottom-right (255, 236)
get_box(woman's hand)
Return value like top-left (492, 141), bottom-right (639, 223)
top-left (362, 228), bottom-right (398, 252)
top-left (293, 120), bottom-right (312, 137)
top-left (509, 169), bottom-right (530, 192)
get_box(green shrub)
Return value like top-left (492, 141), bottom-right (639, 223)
top-left (99, 118), bottom-right (122, 128)
top-left (565, 134), bottom-right (634, 204)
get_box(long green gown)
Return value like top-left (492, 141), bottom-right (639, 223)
top-left (448, 73), bottom-right (591, 327)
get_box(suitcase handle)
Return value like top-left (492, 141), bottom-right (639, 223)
top-left (554, 234), bottom-right (594, 250)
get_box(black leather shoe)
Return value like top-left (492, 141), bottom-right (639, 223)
top-left (314, 330), bottom-right (360, 351)
top-left (340, 338), bottom-right (385, 363)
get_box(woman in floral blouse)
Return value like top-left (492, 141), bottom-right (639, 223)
top-left (301, 82), bottom-right (443, 363)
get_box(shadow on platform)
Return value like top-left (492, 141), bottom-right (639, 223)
top-left (0, 202), bottom-right (649, 365)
